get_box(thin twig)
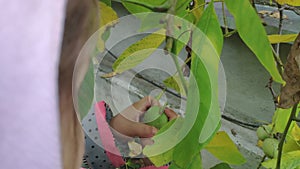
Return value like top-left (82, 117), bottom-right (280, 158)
top-left (275, 4), bottom-right (283, 56)
top-left (293, 118), bottom-right (300, 122)
top-left (257, 155), bottom-right (266, 169)
top-left (276, 103), bottom-right (298, 169)
top-left (165, 0), bottom-right (188, 95)
top-left (271, 46), bottom-right (284, 76)
top-left (279, 4), bottom-right (300, 15)
top-left (182, 0), bottom-right (223, 19)
top-left (265, 77), bottom-right (278, 109)
top-left (261, 0), bottom-right (300, 16)
top-left (221, 2), bottom-right (229, 34)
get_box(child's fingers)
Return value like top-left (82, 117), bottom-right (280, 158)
top-left (133, 96), bottom-right (152, 112)
top-left (133, 96), bottom-right (160, 112)
top-left (131, 123), bottom-right (158, 138)
top-left (164, 108), bottom-right (178, 121)
top-left (110, 113), bottom-right (158, 138)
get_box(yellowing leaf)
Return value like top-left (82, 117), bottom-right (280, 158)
top-left (191, 0), bottom-right (205, 22)
top-left (99, 1), bottom-right (118, 28)
top-left (97, 2), bottom-right (118, 51)
top-left (292, 124), bottom-right (300, 141)
top-left (257, 140), bottom-right (264, 148)
top-left (163, 75), bottom-right (187, 96)
top-left (268, 34), bottom-right (298, 44)
top-left (112, 29), bottom-right (165, 73)
top-left (273, 108), bottom-right (293, 133)
top-left (276, 0), bottom-right (300, 6)
top-left (282, 136), bottom-right (300, 153)
top-left (262, 150), bottom-right (300, 169)
top-left (205, 131), bottom-right (246, 165)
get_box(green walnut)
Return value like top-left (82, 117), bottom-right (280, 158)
top-left (256, 125), bottom-right (272, 140)
top-left (262, 138), bottom-right (279, 158)
top-left (143, 106), bottom-right (168, 129)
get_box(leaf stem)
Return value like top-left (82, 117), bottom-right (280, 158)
top-left (271, 46), bottom-right (284, 76)
top-left (164, 0), bottom-right (188, 95)
top-left (171, 40), bottom-right (189, 95)
top-left (276, 103), bottom-right (298, 169)
top-left (257, 155), bottom-right (266, 169)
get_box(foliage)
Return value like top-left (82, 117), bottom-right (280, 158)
top-left (268, 34), bottom-right (298, 44)
top-left (92, 0), bottom-right (300, 168)
top-left (77, 62), bottom-right (95, 120)
top-left (98, 1), bottom-right (118, 52)
top-left (204, 131), bottom-right (246, 165)
top-left (224, 0), bottom-right (284, 84)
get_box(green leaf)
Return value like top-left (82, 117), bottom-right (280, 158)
top-left (272, 107), bottom-right (300, 153)
top-left (175, 0), bottom-right (195, 22)
top-left (173, 17), bottom-right (192, 55)
top-left (170, 2), bottom-right (222, 168)
top-left (122, 0), bottom-right (169, 13)
top-left (139, 13), bottom-right (165, 32)
top-left (163, 75), bottom-right (187, 96)
top-left (276, 0), bottom-right (300, 6)
top-left (210, 163), bottom-right (232, 169)
top-left (169, 154), bottom-right (202, 169)
top-left (100, 0), bottom-right (111, 6)
top-left (272, 107), bottom-right (299, 133)
top-left (112, 29), bottom-right (165, 74)
top-left (194, 1), bottom-right (222, 145)
top-left (143, 117), bottom-right (185, 165)
top-left (193, 0), bottom-right (205, 21)
top-left (268, 34), bottom-right (298, 44)
top-left (187, 154), bottom-right (202, 169)
top-left (147, 120), bottom-right (176, 167)
top-left (282, 136), bottom-right (300, 153)
top-left (262, 150), bottom-right (300, 169)
top-left (272, 108), bottom-right (293, 133)
top-left (196, 1), bottom-right (223, 56)
top-left (97, 1), bottom-right (118, 51)
top-left (77, 62), bottom-right (95, 119)
top-left (224, 0), bottom-right (284, 84)
top-left (205, 131), bottom-right (246, 165)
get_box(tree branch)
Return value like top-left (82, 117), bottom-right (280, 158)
top-left (265, 77), bottom-right (278, 109)
top-left (279, 4), bottom-right (300, 16)
top-left (276, 103), bottom-right (298, 169)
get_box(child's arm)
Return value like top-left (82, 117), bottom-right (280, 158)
top-left (83, 96), bottom-right (177, 169)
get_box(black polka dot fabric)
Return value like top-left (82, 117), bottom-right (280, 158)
top-left (83, 132), bottom-right (115, 169)
top-left (81, 102), bottom-right (120, 169)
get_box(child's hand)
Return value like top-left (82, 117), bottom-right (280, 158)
top-left (109, 96), bottom-right (177, 138)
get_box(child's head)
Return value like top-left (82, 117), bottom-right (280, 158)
top-left (58, 0), bottom-right (98, 168)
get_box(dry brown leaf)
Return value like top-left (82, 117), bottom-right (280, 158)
top-left (128, 141), bottom-right (143, 157)
top-left (279, 33), bottom-right (300, 108)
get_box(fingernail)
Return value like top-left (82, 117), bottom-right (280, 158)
top-left (152, 127), bottom-right (158, 135)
